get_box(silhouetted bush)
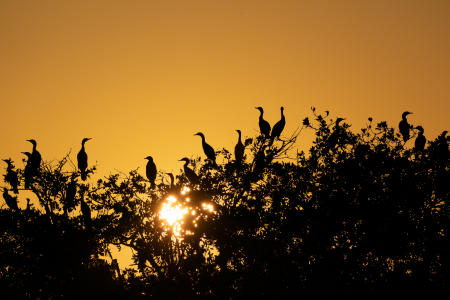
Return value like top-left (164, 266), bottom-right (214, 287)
top-left (1, 109), bottom-right (448, 298)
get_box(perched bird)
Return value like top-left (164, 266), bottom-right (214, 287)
top-left (436, 131), bottom-right (448, 160)
top-left (77, 138), bottom-right (92, 180)
top-left (3, 187), bottom-right (18, 210)
top-left (399, 111), bottom-right (412, 142)
top-left (327, 118), bottom-right (346, 150)
top-left (64, 174), bottom-right (77, 213)
top-left (80, 194), bottom-right (91, 228)
top-left (3, 159), bottom-right (19, 194)
top-left (194, 132), bottom-right (217, 165)
top-left (255, 107), bottom-right (271, 138)
top-left (145, 156), bottom-right (157, 189)
top-left (26, 139), bottom-right (41, 174)
top-left (22, 152), bottom-right (33, 189)
top-left (270, 106), bottom-right (286, 141)
top-left (235, 130), bottom-right (245, 163)
top-left (414, 126), bottom-right (426, 152)
top-left (179, 157), bottom-right (199, 184)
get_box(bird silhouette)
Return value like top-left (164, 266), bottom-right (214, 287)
top-left (3, 187), bottom-right (18, 210)
top-left (399, 112), bottom-right (412, 142)
top-left (255, 107), bottom-right (271, 138)
top-left (3, 159), bottom-right (19, 194)
top-left (194, 132), bottom-right (217, 166)
top-left (414, 126), bottom-right (426, 152)
top-left (80, 193), bottom-right (91, 228)
top-left (145, 156), bottom-right (157, 189)
top-left (77, 138), bottom-right (91, 180)
top-left (436, 131), bottom-right (448, 160)
top-left (26, 139), bottom-right (41, 175)
top-left (64, 174), bottom-right (77, 213)
top-left (179, 158), bottom-right (199, 184)
top-left (327, 118), bottom-right (345, 151)
top-left (270, 106), bottom-right (286, 141)
top-left (235, 130), bottom-right (245, 163)
top-left (22, 152), bottom-right (33, 189)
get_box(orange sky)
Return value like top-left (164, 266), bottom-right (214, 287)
top-left (1, 0), bottom-right (449, 179)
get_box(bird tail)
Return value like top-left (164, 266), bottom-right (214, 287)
top-left (81, 171), bottom-right (87, 181)
top-left (13, 186), bottom-right (18, 194)
top-left (151, 181), bottom-right (156, 189)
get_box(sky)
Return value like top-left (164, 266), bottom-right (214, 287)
top-left (1, 0), bottom-right (449, 182)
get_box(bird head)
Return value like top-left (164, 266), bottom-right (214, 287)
top-left (26, 139), bottom-right (37, 146)
top-left (336, 118), bottom-right (345, 126)
top-left (179, 157), bottom-right (190, 163)
top-left (82, 137), bottom-right (92, 145)
top-left (255, 107), bottom-right (264, 114)
top-left (280, 106), bottom-right (284, 112)
top-left (416, 126), bottom-right (424, 133)
top-left (402, 111), bottom-right (412, 118)
top-left (21, 152), bottom-right (32, 158)
top-left (145, 156), bottom-right (153, 161)
top-left (194, 132), bottom-right (204, 138)
top-left (2, 158), bottom-right (11, 165)
top-left (236, 129), bottom-right (241, 135)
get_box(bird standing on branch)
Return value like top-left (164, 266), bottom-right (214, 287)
top-left (77, 138), bottom-right (92, 180)
top-left (255, 107), bottom-right (271, 138)
top-left (270, 106), bottom-right (286, 141)
top-left (414, 126), bottom-right (426, 152)
top-left (235, 130), bottom-right (245, 163)
top-left (22, 152), bottom-right (33, 189)
top-left (3, 187), bottom-right (18, 210)
top-left (145, 156), bottom-right (157, 189)
top-left (3, 159), bottom-right (19, 194)
top-left (179, 157), bottom-right (199, 184)
top-left (26, 139), bottom-right (41, 175)
top-left (399, 111), bottom-right (412, 142)
top-left (194, 132), bottom-right (217, 166)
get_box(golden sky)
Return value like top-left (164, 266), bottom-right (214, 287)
top-left (1, 0), bottom-right (449, 178)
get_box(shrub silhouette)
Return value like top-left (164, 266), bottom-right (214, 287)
top-left (1, 108), bottom-right (448, 298)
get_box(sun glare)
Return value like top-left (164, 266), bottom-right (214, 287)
top-left (158, 186), bottom-right (216, 238)
top-left (159, 195), bottom-right (189, 237)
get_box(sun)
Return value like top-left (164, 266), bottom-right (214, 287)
top-left (158, 186), bottom-right (216, 238)
top-left (159, 195), bottom-right (189, 237)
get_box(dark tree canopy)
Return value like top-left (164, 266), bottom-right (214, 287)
top-left (1, 108), bottom-right (448, 299)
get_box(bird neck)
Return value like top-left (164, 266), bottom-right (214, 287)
top-left (258, 109), bottom-right (264, 118)
top-left (237, 131), bottom-right (242, 143)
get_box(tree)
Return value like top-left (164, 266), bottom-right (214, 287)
top-left (1, 108), bottom-right (448, 298)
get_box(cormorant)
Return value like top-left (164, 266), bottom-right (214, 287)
top-left (437, 131), bottom-right (448, 160)
top-left (235, 130), bottom-right (245, 163)
top-left (26, 139), bottom-right (41, 173)
top-left (327, 118), bottom-right (345, 150)
top-left (255, 107), bottom-right (271, 138)
top-left (194, 132), bottom-right (217, 165)
top-left (399, 111), bottom-right (412, 142)
top-left (77, 138), bottom-right (92, 180)
top-left (3, 159), bottom-right (19, 194)
top-left (3, 187), bottom-right (18, 210)
top-left (22, 152), bottom-right (33, 189)
top-left (145, 156), bottom-right (157, 189)
top-left (80, 194), bottom-right (91, 227)
top-left (179, 157), bottom-right (199, 184)
top-left (64, 174), bottom-right (77, 213)
top-left (270, 106), bottom-right (286, 140)
top-left (414, 126), bottom-right (426, 152)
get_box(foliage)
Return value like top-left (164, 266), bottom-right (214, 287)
top-left (1, 109), bottom-right (449, 298)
